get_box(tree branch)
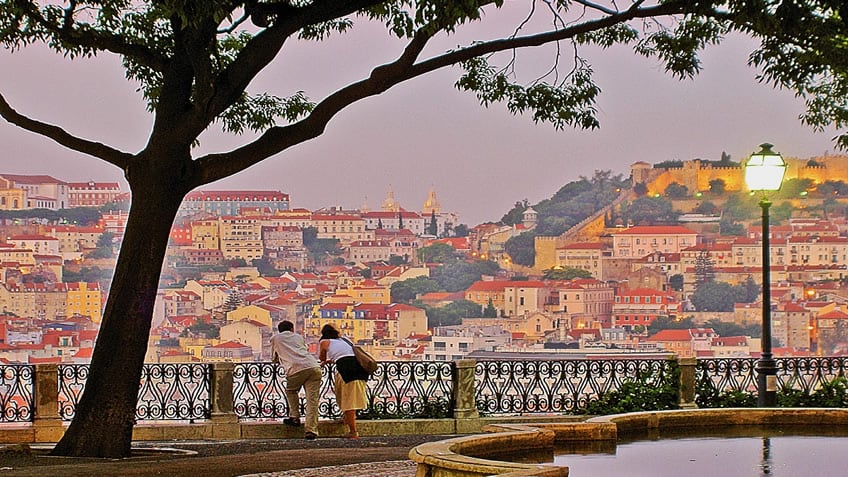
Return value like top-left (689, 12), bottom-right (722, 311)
top-left (193, 28), bottom-right (433, 186)
top-left (0, 91), bottom-right (133, 169)
top-left (205, 0), bottom-right (387, 124)
top-left (12, 0), bottom-right (167, 70)
top-left (193, 0), bottom-right (689, 186)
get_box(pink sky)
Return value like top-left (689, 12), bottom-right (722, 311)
top-left (0, 7), bottom-right (837, 226)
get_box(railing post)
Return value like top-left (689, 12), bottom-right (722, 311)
top-left (209, 362), bottom-right (240, 438)
top-left (452, 359), bottom-right (480, 433)
top-left (33, 364), bottom-right (64, 442)
top-left (678, 357), bottom-right (698, 409)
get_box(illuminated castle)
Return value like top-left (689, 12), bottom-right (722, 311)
top-left (634, 152), bottom-right (848, 196)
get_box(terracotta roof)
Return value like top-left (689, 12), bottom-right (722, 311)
top-left (615, 225), bottom-right (698, 235)
top-left (560, 242), bottom-right (603, 250)
top-left (209, 340), bottom-right (251, 349)
top-left (818, 310), bottom-right (848, 319)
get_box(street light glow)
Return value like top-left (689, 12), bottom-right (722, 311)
top-left (744, 143), bottom-right (787, 192)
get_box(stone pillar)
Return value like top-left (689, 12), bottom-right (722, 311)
top-left (677, 357), bottom-right (698, 409)
top-left (33, 364), bottom-right (65, 442)
top-left (209, 362), bottom-right (240, 438)
top-left (452, 359), bottom-right (480, 433)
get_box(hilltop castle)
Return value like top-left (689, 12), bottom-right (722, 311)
top-left (634, 152), bottom-right (848, 196)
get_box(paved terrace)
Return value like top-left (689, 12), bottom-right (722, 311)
top-left (0, 435), bottom-right (446, 477)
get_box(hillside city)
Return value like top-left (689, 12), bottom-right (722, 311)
top-left (4, 152), bottom-right (848, 365)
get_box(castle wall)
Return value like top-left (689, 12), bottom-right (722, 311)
top-left (534, 236), bottom-right (560, 271)
top-left (646, 155), bottom-right (848, 196)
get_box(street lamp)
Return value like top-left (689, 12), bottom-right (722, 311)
top-left (744, 143), bottom-right (787, 407)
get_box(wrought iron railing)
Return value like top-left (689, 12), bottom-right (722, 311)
top-left (0, 365), bottom-right (33, 423)
top-left (696, 357), bottom-right (848, 404)
top-left (233, 361), bottom-right (454, 419)
top-left (474, 358), bottom-right (676, 415)
top-left (10, 356), bottom-right (847, 426)
top-left (58, 364), bottom-right (210, 421)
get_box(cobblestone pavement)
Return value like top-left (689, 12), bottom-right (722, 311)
top-left (243, 460), bottom-right (417, 477)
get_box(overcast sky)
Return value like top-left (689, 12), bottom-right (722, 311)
top-left (0, 5), bottom-right (838, 226)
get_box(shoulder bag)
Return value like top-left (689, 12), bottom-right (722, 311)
top-left (342, 338), bottom-right (379, 375)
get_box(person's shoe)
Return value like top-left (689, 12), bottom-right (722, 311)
top-left (304, 432), bottom-right (318, 440)
top-left (283, 417), bottom-right (302, 427)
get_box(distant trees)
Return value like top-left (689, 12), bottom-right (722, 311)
top-left (0, 207), bottom-right (103, 226)
top-left (483, 298), bottom-right (498, 318)
top-left (653, 160), bottom-right (684, 169)
top-left (709, 179), bottom-right (726, 195)
top-left (501, 199), bottom-right (530, 225)
top-left (418, 243), bottom-right (457, 264)
top-left (504, 233), bottom-right (536, 267)
top-left (391, 276), bottom-right (442, 304)
top-left (693, 201), bottom-right (719, 215)
top-left (88, 232), bottom-right (116, 259)
top-left (421, 300), bottom-right (482, 328)
top-left (669, 274), bottom-right (684, 292)
top-left (664, 182), bottom-right (689, 198)
top-left (428, 210), bottom-right (438, 236)
top-left (704, 319), bottom-right (761, 338)
top-left (543, 267), bottom-right (592, 280)
top-left (690, 279), bottom-right (758, 312)
top-left (302, 226), bottom-right (342, 264)
top-left (648, 316), bottom-right (696, 335)
top-left (623, 196), bottom-right (679, 225)
top-left (431, 260), bottom-right (500, 292)
top-left (503, 171), bottom-right (627, 264)
top-left (775, 178), bottom-right (814, 199)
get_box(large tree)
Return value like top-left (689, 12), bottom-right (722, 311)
top-left (1, 0), bottom-right (847, 459)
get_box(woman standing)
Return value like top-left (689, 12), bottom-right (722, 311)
top-left (318, 324), bottom-right (369, 438)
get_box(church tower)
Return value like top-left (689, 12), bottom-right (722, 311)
top-left (381, 187), bottom-right (400, 212)
top-left (422, 187), bottom-right (441, 215)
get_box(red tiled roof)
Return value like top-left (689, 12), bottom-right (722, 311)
top-left (210, 340), bottom-right (251, 349)
top-left (615, 225), bottom-right (698, 235)
top-left (560, 242), bottom-right (603, 250)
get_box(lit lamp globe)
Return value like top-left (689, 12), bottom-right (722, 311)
top-left (744, 143), bottom-right (786, 191)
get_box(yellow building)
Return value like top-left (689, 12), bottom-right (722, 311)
top-left (179, 337), bottom-right (220, 360)
top-left (556, 242), bottom-right (605, 278)
top-left (0, 282), bottom-right (66, 319)
top-left (311, 213), bottom-right (372, 246)
top-left (0, 177), bottom-right (25, 211)
top-left (191, 219), bottom-right (220, 250)
top-left (220, 319), bottom-right (272, 360)
top-left (337, 283), bottom-right (391, 304)
top-left (219, 216), bottom-right (262, 261)
top-left (65, 282), bottom-right (103, 323)
top-left (226, 304), bottom-right (273, 328)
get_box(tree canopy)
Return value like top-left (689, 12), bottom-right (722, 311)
top-left (3, 0), bottom-right (848, 459)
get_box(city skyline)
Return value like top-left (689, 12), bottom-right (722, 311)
top-left (0, 10), bottom-right (839, 226)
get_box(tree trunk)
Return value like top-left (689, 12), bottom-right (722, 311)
top-left (51, 172), bottom-right (185, 458)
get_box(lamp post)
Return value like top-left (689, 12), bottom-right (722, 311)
top-left (744, 143), bottom-right (787, 407)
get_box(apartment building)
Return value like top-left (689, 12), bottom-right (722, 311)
top-left (311, 213), bottom-right (371, 245)
top-left (180, 190), bottom-right (290, 217)
top-left (612, 287), bottom-right (678, 329)
top-left (0, 174), bottom-right (68, 210)
top-left (612, 225), bottom-right (699, 258)
top-left (556, 242), bottom-right (605, 278)
top-left (219, 216), bottom-right (263, 262)
top-left (67, 181), bottom-right (122, 207)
